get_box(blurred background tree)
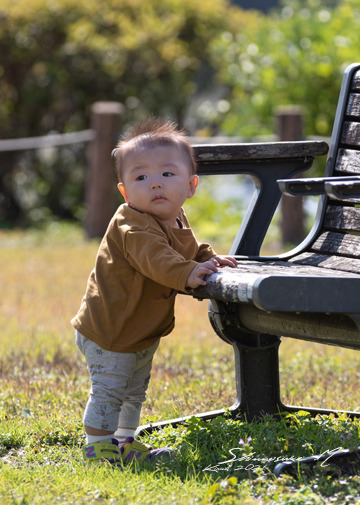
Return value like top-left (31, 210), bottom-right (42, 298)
top-left (0, 0), bottom-right (246, 225)
top-left (0, 0), bottom-right (244, 139)
top-left (209, 0), bottom-right (360, 138)
top-left (1, 0), bottom-right (360, 227)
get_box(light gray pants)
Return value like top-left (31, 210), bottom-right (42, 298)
top-left (76, 331), bottom-right (159, 432)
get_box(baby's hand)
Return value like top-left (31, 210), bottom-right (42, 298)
top-left (186, 258), bottom-right (219, 289)
top-left (186, 256), bottom-right (237, 289)
top-left (211, 255), bottom-right (238, 269)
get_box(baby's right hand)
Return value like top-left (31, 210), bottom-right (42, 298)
top-left (186, 259), bottom-right (218, 289)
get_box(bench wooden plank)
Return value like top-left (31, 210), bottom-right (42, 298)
top-left (311, 231), bottom-right (360, 257)
top-left (324, 205), bottom-right (360, 231)
top-left (290, 251), bottom-right (360, 274)
top-left (346, 93), bottom-right (360, 116)
top-left (335, 148), bottom-right (360, 173)
top-left (341, 121), bottom-right (360, 145)
top-left (351, 69), bottom-right (360, 90)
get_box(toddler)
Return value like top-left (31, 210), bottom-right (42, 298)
top-left (72, 117), bottom-right (237, 468)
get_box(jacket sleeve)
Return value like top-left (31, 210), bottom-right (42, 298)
top-left (195, 241), bottom-right (216, 262)
top-left (123, 226), bottom-right (198, 292)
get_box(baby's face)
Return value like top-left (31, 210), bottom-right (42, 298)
top-left (118, 144), bottom-right (198, 228)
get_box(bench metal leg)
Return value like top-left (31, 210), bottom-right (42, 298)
top-left (138, 301), bottom-right (360, 435)
top-left (229, 333), bottom-right (283, 419)
top-left (137, 331), bottom-right (283, 436)
top-left (228, 335), bottom-right (360, 420)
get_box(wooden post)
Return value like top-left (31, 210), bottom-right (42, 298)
top-left (85, 102), bottom-right (123, 238)
top-left (276, 106), bottom-right (305, 245)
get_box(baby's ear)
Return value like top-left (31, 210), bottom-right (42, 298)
top-left (188, 175), bottom-right (199, 198)
top-left (117, 183), bottom-right (128, 202)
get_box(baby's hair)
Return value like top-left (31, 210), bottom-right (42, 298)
top-left (112, 117), bottom-right (197, 182)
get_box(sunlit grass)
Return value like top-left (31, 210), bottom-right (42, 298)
top-left (1, 222), bottom-right (359, 418)
top-left (279, 338), bottom-right (360, 413)
top-left (1, 223), bottom-right (360, 504)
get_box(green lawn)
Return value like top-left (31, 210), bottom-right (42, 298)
top-left (1, 223), bottom-right (359, 504)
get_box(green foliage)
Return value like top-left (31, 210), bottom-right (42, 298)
top-left (185, 175), bottom-right (250, 253)
top-left (0, 0), bottom-right (243, 225)
top-left (209, 0), bottom-right (360, 138)
top-left (3, 0), bottom-right (360, 226)
top-left (0, 0), bottom-right (241, 138)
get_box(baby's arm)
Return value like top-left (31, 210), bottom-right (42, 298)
top-left (186, 255), bottom-right (237, 289)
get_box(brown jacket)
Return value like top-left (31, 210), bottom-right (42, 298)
top-left (71, 204), bottom-right (216, 352)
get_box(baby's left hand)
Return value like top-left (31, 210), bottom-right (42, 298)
top-left (211, 255), bottom-right (238, 268)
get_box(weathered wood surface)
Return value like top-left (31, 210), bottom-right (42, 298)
top-left (290, 252), bottom-right (360, 274)
top-left (324, 205), bottom-right (360, 231)
top-left (346, 93), bottom-right (360, 116)
top-left (311, 231), bottom-right (360, 257)
top-left (352, 69), bottom-right (360, 90)
top-left (341, 122), bottom-right (360, 146)
top-left (194, 261), bottom-right (360, 304)
top-left (335, 148), bottom-right (360, 173)
top-left (192, 140), bottom-right (328, 162)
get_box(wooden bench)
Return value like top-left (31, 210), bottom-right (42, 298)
top-left (139, 62), bottom-right (360, 434)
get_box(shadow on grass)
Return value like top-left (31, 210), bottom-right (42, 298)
top-left (140, 411), bottom-right (360, 481)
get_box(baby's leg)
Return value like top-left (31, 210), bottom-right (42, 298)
top-left (76, 331), bottom-right (138, 441)
top-left (116, 340), bottom-right (159, 442)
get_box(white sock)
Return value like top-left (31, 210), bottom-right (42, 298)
top-left (114, 428), bottom-right (136, 445)
top-left (86, 434), bottom-right (116, 445)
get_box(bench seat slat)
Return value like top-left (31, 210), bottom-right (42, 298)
top-left (335, 148), bottom-right (360, 173)
top-left (351, 69), bottom-right (360, 91)
top-left (324, 205), bottom-right (360, 232)
top-left (341, 121), bottom-right (360, 146)
top-left (235, 259), bottom-right (359, 277)
top-left (311, 231), bottom-right (360, 257)
top-left (290, 251), bottom-right (360, 274)
top-left (346, 93), bottom-right (360, 117)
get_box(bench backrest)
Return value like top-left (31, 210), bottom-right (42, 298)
top-left (289, 64), bottom-right (360, 274)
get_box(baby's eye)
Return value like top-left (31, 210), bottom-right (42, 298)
top-left (162, 172), bottom-right (174, 177)
top-left (136, 175), bottom-right (147, 181)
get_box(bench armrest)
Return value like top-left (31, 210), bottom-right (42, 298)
top-left (325, 179), bottom-right (360, 200)
top-left (192, 140), bottom-right (328, 256)
top-left (278, 175), bottom-right (360, 196)
top-left (194, 141), bottom-right (328, 173)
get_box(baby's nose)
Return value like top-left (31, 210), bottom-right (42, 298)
top-left (151, 177), bottom-right (163, 189)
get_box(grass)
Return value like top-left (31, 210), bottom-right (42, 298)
top-left (1, 222), bottom-right (360, 504)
